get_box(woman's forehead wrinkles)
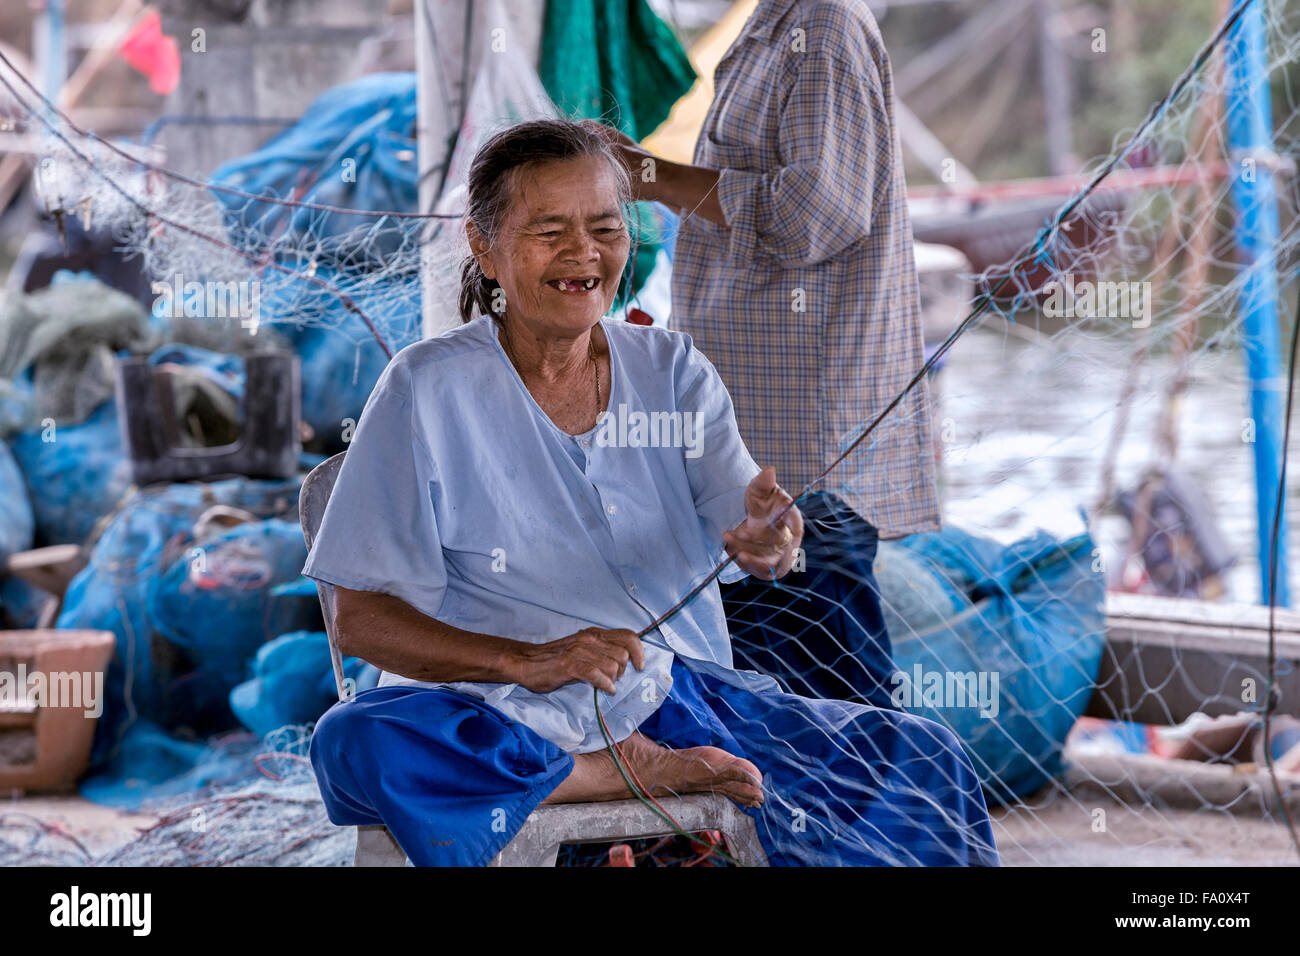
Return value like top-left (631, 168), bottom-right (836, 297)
top-left (512, 166), bottom-right (623, 217)
top-left (520, 210), bottom-right (623, 228)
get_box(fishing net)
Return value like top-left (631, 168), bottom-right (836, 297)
top-left (2, 0), bottom-right (1299, 866)
top-left (0, 725), bottom-right (352, 867)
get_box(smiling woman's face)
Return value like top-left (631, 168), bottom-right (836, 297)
top-left (473, 153), bottom-right (630, 338)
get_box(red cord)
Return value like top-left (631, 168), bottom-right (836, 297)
top-left (595, 702), bottom-right (731, 864)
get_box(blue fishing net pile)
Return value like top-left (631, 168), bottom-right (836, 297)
top-left (880, 526), bottom-right (1106, 804)
top-left (55, 476), bottom-right (321, 770)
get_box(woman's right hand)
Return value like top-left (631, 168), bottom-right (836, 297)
top-left (508, 627), bottom-right (647, 694)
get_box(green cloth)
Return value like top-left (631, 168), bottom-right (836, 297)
top-left (540, 0), bottom-right (696, 139)
top-left (540, 0), bottom-right (696, 297)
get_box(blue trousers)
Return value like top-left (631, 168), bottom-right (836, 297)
top-left (310, 658), bottom-right (1000, 867)
top-left (722, 492), bottom-right (897, 709)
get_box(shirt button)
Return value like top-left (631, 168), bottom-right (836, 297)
top-left (606, 504), bottom-right (617, 516)
top-left (580, 438), bottom-right (591, 447)
top-left (628, 582), bottom-right (638, 593)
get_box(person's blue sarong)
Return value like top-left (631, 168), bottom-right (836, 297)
top-left (722, 492), bottom-right (898, 710)
top-left (310, 657), bottom-right (1000, 867)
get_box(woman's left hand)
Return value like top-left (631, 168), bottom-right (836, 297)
top-left (723, 467), bottom-right (804, 580)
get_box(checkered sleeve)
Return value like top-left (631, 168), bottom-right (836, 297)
top-left (714, 48), bottom-right (887, 267)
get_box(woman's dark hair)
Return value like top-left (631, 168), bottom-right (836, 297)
top-left (458, 119), bottom-right (633, 324)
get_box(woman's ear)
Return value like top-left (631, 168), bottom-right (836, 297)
top-left (465, 221), bottom-right (497, 281)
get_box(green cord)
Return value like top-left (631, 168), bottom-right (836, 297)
top-left (594, 686), bottom-right (744, 867)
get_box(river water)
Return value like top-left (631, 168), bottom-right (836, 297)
top-left (933, 316), bottom-right (1300, 605)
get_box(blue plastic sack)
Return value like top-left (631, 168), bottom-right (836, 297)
top-left (229, 630), bottom-right (380, 738)
top-left (880, 525), bottom-right (1106, 805)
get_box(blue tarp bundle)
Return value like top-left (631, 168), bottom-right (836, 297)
top-left (230, 630), bottom-right (380, 738)
top-left (877, 525), bottom-right (1106, 805)
top-left (56, 477), bottom-right (322, 771)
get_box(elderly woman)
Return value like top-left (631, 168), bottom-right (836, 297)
top-left (303, 119), bottom-right (998, 866)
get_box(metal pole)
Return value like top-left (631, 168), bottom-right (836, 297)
top-left (1036, 0), bottom-right (1073, 176)
top-left (43, 0), bottom-right (66, 105)
top-left (1225, 0), bottom-right (1289, 606)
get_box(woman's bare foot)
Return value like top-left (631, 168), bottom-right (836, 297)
top-left (543, 732), bottom-right (764, 808)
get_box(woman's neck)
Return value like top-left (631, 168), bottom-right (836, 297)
top-left (500, 317), bottom-right (602, 382)
top-left (499, 316), bottom-right (609, 436)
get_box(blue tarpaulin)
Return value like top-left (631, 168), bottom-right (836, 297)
top-left (879, 525), bottom-right (1106, 804)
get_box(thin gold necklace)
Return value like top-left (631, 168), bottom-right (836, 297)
top-left (503, 322), bottom-right (601, 416)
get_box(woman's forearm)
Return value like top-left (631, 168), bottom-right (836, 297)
top-left (333, 585), bottom-right (526, 685)
top-left (655, 161), bottom-right (727, 226)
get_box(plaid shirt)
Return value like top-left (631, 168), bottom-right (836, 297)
top-left (670, 0), bottom-right (940, 539)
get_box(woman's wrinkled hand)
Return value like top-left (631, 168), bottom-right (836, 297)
top-left (511, 627), bottom-right (646, 695)
top-left (723, 467), bottom-right (805, 581)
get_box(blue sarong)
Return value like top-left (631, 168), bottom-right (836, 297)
top-left (722, 492), bottom-right (897, 709)
top-left (310, 657), bottom-right (1000, 867)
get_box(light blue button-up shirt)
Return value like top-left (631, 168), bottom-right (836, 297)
top-left (301, 315), bottom-right (760, 753)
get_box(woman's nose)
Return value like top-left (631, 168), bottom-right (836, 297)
top-left (557, 228), bottom-right (601, 262)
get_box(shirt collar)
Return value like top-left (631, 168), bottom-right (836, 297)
top-left (745, 0), bottom-right (799, 41)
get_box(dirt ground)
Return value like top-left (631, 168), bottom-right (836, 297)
top-left (2, 791), bottom-right (157, 863)
top-left (992, 786), bottom-right (1300, 866)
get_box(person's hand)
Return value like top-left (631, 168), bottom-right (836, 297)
top-left (511, 627), bottom-right (646, 694)
top-left (582, 119), bottom-right (639, 151)
top-left (723, 467), bottom-right (804, 580)
top-left (581, 120), bottom-right (661, 202)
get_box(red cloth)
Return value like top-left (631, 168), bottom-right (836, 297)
top-left (119, 11), bottom-right (180, 96)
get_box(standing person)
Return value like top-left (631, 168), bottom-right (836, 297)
top-left (592, 0), bottom-right (939, 709)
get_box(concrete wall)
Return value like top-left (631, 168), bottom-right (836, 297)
top-left (159, 0), bottom-right (390, 177)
